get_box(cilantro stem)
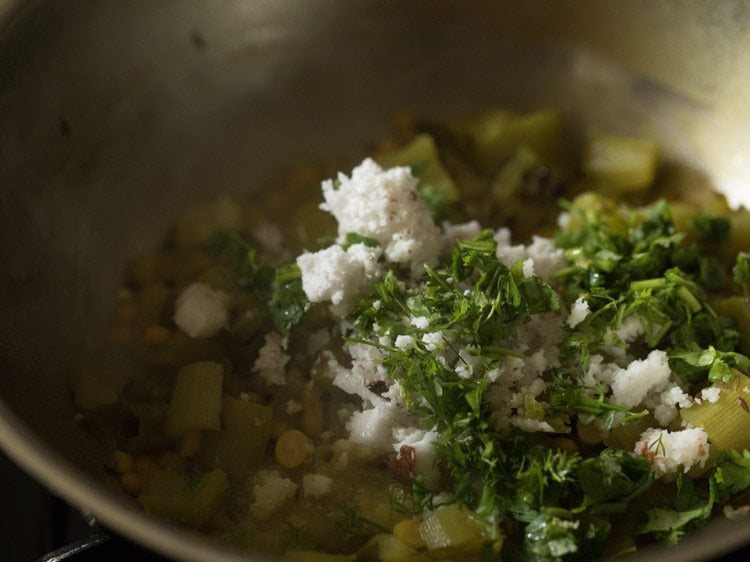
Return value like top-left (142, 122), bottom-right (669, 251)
top-left (551, 386), bottom-right (648, 429)
top-left (676, 286), bottom-right (702, 313)
top-left (480, 346), bottom-right (525, 359)
top-left (630, 278), bottom-right (666, 291)
top-left (275, 264), bottom-right (302, 284)
top-left (457, 237), bottom-right (496, 254)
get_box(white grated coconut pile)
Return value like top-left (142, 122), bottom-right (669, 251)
top-left (634, 427), bottom-right (710, 478)
top-left (288, 159), bottom-right (715, 497)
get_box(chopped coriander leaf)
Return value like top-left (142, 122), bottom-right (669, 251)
top-left (637, 473), bottom-right (715, 545)
top-left (269, 264), bottom-right (309, 336)
top-left (734, 252), bottom-right (750, 295)
top-left (713, 449), bottom-right (750, 502)
top-left (203, 233), bottom-right (310, 336)
top-left (548, 382), bottom-right (648, 429)
top-left (576, 449), bottom-right (653, 513)
top-left (673, 245), bottom-right (726, 290)
top-left (523, 510), bottom-right (609, 562)
top-left (352, 270), bottom-right (409, 333)
top-left (351, 230), bottom-right (564, 522)
top-left (418, 182), bottom-right (455, 223)
top-left (511, 447), bottom-right (580, 514)
top-left (204, 232), bottom-right (273, 290)
top-left (85, 113), bottom-right (750, 562)
top-left (556, 195), bottom-right (748, 400)
top-left (202, 232), bottom-right (311, 337)
top-left (692, 214), bottom-right (730, 243)
top-left (640, 451), bottom-right (750, 546)
top-left (669, 345), bottom-right (750, 384)
top-left (698, 255), bottom-right (726, 289)
top-left (637, 506), bottom-right (709, 545)
top-left (556, 198), bottom-right (684, 298)
top-left (342, 232), bottom-right (380, 249)
top-left (342, 193), bottom-right (749, 558)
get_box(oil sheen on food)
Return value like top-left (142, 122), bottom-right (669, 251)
top-left (71, 109), bottom-right (750, 562)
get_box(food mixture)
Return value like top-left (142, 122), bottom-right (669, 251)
top-left (71, 109), bottom-right (750, 561)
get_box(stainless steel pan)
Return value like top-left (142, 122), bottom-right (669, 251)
top-left (2, 1), bottom-right (750, 560)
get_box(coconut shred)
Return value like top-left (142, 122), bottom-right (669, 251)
top-left (71, 109), bottom-right (750, 561)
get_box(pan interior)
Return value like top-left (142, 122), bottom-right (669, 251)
top-left (1, 1), bottom-right (750, 561)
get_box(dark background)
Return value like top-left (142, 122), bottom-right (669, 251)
top-left (0, 451), bottom-right (166, 561)
top-left (0, 450), bottom-right (92, 560)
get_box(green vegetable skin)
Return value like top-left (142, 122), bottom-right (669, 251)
top-left (418, 504), bottom-right (488, 554)
top-left (139, 468), bottom-right (229, 528)
top-left (341, 185), bottom-right (749, 559)
top-left (582, 135), bottom-right (658, 192)
top-left (681, 372), bottom-right (750, 455)
top-left (377, 133), bottom-right (459, 206)
top-left (200, 396), bottom-right (273, 478)
top-left (345, 115), bottom-right (750, 558)
top-left (164, 361), bottom-right (224, 436)
top-left (77, 108), bottom-right (750, 561)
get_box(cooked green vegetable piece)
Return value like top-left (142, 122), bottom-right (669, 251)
top-left (200, 396), bottom-right (273, 478)
top-left (164, 361), bottom-right (224, 436)
top-left (354, 534), bottom-right (428, 562)
top-left (75, 108), bottom-right (750, 560)
top-left (467, 108), bottom-right (567, 173)
top-left (603, 414), bottom-right (658, 451)
top-left (523, 393), bottom-right (546, 421)
top-left (138, 468), bottom-right (228, 528)
top-left (149, 331), bottom-right (226, 367)
top-left (490, 146), bottom-right (540, 202)
top-left (378, 133), bottom-right (459, 204)
top-left (487, 143), bottom-right (565, 237)
top-left (418, 504), bottom-right (488, 555)
top-left (582, 135), bottom-right (658, 192)
top-left (680, 372), bottom-right (750, 454)
top-left (222, 395), bottom-right (269, 432)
